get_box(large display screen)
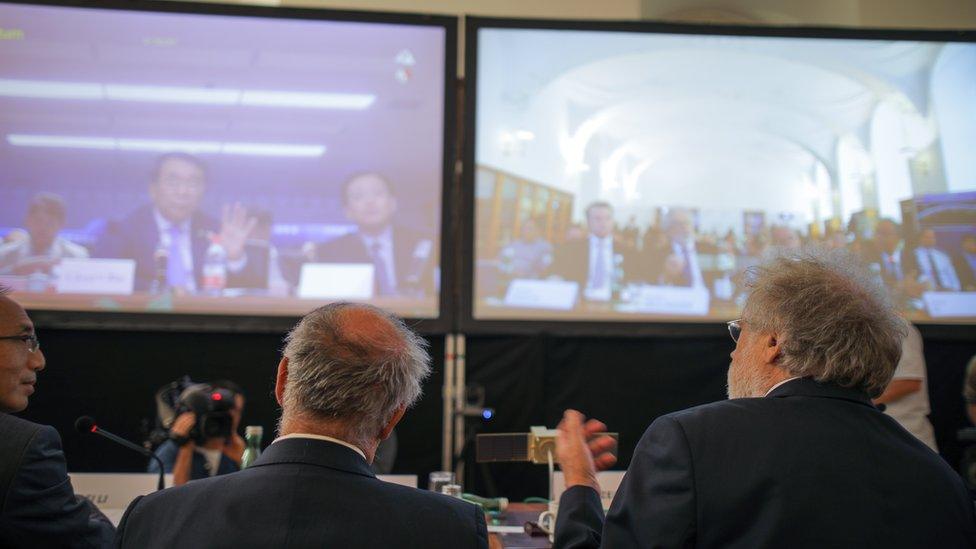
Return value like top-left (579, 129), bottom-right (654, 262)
top-left (0, 2), bottom-right (450, 319)
top-left (471, 24), bottom-right (976, 323)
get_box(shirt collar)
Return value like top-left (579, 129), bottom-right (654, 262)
top-left (273, 433), bottom-right (367, 462)
top-left (153, 207), bottom-right (191, 234)
top-left (765, 376), bottom-right (802, 397)
top-left (589, 233), bottom-right (611, 246)
top-left (359, 226), bottom-right (393, 248)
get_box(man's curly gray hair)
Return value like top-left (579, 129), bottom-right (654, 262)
top-left (743, 249), bottom-right (904, 397)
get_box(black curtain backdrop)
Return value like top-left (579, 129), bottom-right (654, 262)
top-left (15, 327), bottom-right (445, 483)
top-left (13, 327), bottom-right (975, 503)
top-left (462, 333), bottom-right (976, 501)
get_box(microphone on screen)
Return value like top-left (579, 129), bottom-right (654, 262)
top-left (75, 416), bottom-right (165, 492)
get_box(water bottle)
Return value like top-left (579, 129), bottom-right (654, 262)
top-left (612, 253), bottom-right (625, 300)
top-left (240, 425), bottom-right (263, 469)
top-left (201, 237), bottom-right (227, 295)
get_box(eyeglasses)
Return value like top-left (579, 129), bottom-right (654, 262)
top-left (0, 334), bottom-right (40, 353)
top-left (726, 319), bottom-right (743, 343)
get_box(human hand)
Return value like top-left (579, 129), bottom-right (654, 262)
top-left (219, 203), bottom-right (257, 260)
top-left (225, 433), bottom-right (246, 463)
top-left (170, 412), bottom-right (196, 438)
top-left (555, 409), bottom-right (617, 492)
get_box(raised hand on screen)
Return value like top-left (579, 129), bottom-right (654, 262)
top-left (219, 203), bottom-right (258, 261)
top-left (555, 409), bottom-right (617, 492)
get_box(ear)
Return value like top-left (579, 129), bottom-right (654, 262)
top-left (274, 357), bottom-right (289, 406)
top-left (762, 332), bottom-right (782, 366)
top-left (379, 405), bottom-right (407, 441)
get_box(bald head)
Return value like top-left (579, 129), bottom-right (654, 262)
top-left (278, 302), bottom-right (430, 444)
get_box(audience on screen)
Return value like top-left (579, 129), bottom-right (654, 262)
top-left (115, 302), bottom-right (487, 548)
top-left (309, 172), bottom-right (436, 299)
top-left (913, 228), bottom-right (961, 291)
top-left (93, 152), bottom-right (260, 293)
top-left (644, 208), bottom-right (705, 287)
top-left (959, 235), bottom-right (976, 291)
top-left (481, 198), bottom-right (973, 317)
top-left (0, 193), bottom-right (88, 278)
top-left (553, 250), bottom-right (976, 548)
top-left (498, 217), bottom-right (553, 279)
top-left (549, 201), bottom-right (639, 300)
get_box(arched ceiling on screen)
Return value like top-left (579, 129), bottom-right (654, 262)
top-left (548, 39), bottom-right (936, 196)
top-left (485, 29), bottom-right (943, 213)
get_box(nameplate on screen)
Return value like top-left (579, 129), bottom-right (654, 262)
top-left (503, 279), bottom-right (579, 310)
top-left (56, 258), bottom-right (136, 295)
top-left (298, 263), bottom-right (374, 300)
top-left (923, 291), bottom-right (976, 318)
top-left (621, 284), bottom-right (710, 316)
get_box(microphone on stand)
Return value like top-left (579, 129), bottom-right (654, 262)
top-left (75, 416), bottom-right (165, 492)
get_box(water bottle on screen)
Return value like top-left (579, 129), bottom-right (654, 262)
top-left (201, 237), bottom-right (227, 295)
top-left (241, 425), bottom-right (263, 469)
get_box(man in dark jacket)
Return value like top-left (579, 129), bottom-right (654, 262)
top-left (554, 251), bottom-right (976, 549)
top-left (94, 152), bottom-right (261, 292)
top-left (0, 285), bottom-right (115, 548)
top-left (115, 302), bottom-right (486, 548)
top-left (312, 172), bottom-right (436, 298)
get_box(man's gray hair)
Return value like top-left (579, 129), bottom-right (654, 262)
top-left (281, 302), bottom-right (431, 442)
top-left (743, 249), bottom-right (904, 397)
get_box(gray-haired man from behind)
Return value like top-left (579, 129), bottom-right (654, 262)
top-left (554, 251), bottom-right (976, 549)
top-left (115, 302), bottom-right (487, 549)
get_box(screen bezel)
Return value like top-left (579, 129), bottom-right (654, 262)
top-left (1, 0), bottom-right (458, 335)
top-left (460, 15), bottom-right (976, 338)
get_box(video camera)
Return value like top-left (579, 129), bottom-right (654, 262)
top-left (150, 377), bottom-right (238, 446)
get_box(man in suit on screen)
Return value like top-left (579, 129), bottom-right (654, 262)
top-left (549, 201), bottom-right (638, 300)
top-left (311, 172), bottom-right (436, 298)
top-left (0, 285), bottom-right (115, 547)
top-left (94, 152), bottom-right (261, 293)
top-left (553, 250), bottom-right (976, 549)
top-left (115, 302), bottom-right (487, 549)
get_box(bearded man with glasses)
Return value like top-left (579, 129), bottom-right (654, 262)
top-left (0, 284), bottom-right (114, 548)
top-left (553, 251), bottom-right (976, 549)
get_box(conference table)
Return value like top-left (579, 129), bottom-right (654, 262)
top-left (70, 473), bottom-right (554, 547)
top-left (488, 502), bottom-right (551, 549)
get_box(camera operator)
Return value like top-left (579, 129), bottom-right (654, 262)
top-left (149, 380), bottom-right (246, 486)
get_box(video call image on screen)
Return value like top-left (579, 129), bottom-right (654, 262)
top-left (0, 3), bottom-right (446, 318)
top-left (473, 27), bottom-right (976, 323)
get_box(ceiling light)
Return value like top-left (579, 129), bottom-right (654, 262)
top-left (7, 134), bottom-right (326, 157)
top-left (0, 79), bottom-right (374, 110)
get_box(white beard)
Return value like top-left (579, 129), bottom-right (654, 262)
top-left (727, 361), bottom-right (771, 399)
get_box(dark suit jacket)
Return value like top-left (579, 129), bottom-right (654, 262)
top-left (0, 413), bottom-right (115, 548)
top-left (549, 237), bottom-right (640, 290)
top-left (94, 205), bottom-right (263, 292)
top-left (115, 437), bottom-right (487, 549)
top-left (313, 226), bottom-right (436, 297)
top-left (956, 252), bottom-right (976, 291)
top-left (862, 246), bottom-right (920, 289)
top-left (555, 378), bottom-right (976, 549)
